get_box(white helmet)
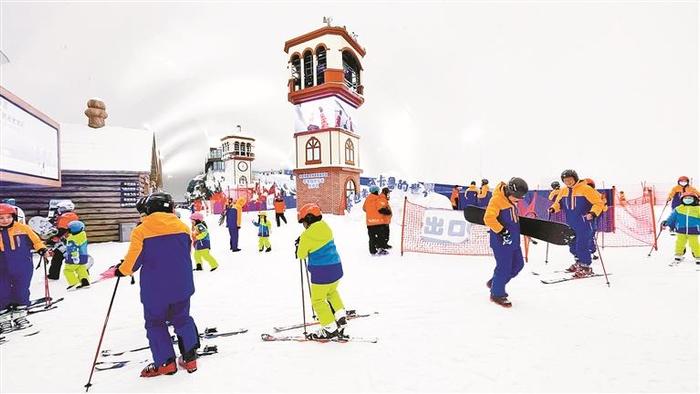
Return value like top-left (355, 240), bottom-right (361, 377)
top-left (56, 200), bottom-right (75, 214)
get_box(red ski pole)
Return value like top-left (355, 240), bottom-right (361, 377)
top-left (85, 276), bottom-right (121, 392)
top-left (42, 255), bottom-right (51, 308)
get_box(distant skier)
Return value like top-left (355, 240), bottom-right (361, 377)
top-left (253, 211), bottom-right (272, 252)
top-left (477, 179), bottom-right (492, 207)
top-left (463, 181), bottom-right (478, 206)
top-left (450, 185), bottom-right (461, 210)
top-left (363, 186), bottom-right (389, 255)
top-left (0, 203), bottom-right (47, 333)
top-left (273, 196), bottom-right (287, 227)
top-left (295, 203), bottom-right (348, 339)
top-left (548, 181), bottom-right (561, 202)
top-left (483, 178), bottom-right (529, 308)
top-left (378, 187), bottom-right (393, 249)
top-left (104, 192), bottom-right (201, 377)
top-left (667, 176), bottom-right (698, 209)
top-left (190, 212), bottom-right (219, 272)
top-left (47, 200), bottom-right (80, 280)
top-left (661, 192), bottom-right (700, 265)
top-left (224, 198), bottom-right (245, 252)
top-left (549, 170), bottom-right (604, 277)
top-left (618, 190), bottom-right (627, 206)
top-left (63, 220), bottom-right (91, 289)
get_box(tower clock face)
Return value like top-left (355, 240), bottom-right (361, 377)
top-left (237, 161), bottom-right (248, 172)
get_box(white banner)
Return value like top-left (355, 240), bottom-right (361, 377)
top-left (420, 209), bottom-right (473, 244)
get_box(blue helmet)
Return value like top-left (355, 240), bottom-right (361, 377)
top-left (67, 220), bottom-right (85, 234)
top-left (369, 185), bottom-right (380, 194)
top-left (2, 198), bottom-right (16, 206)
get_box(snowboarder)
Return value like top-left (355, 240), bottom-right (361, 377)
top-left (661, 192), bottom-right (700, 265)
top-left (253, 211), bottom-right (272, 252)
top-left (363, 186), bottom-right (389, 255)
top-left (224, 198), bottom-right (245, 252)
top-left (47, 200), bottom-right (79, 280)
top-left (483, 178), bottom-right (529, 308)
top-left (0, 203), bottom-right (47, 332)
top-left (464, 181), bottom-right (479, 206)
top-left (667, 176), bottom-right (699, 210)
top-left (273, 196), bottom-right (287, 227)
top-left (105, 192), bottom-right (201, 377)
top-left (477, 179), bottom-right (492, 207)
top-left (63, 220), bottom-right (91, 289)
top-left (549, 170), bottom-right (605, 277)
top-left (548, 181), bottom-right (561, 202)
top-left (378, 187), bottom-right (393, 249)
top-left (295, 203), bottom-right (348, 339)
top-left (190, 212), bottom-right (218, 272)
top-left (450, 185), bottom-right (460, 210)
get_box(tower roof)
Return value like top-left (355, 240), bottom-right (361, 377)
top-left (284, 26), bottom-right (366, 57)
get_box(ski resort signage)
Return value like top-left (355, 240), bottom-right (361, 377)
top-left (420, 209), bottom-right (471, 244)
top-left (299, 172), bottom-right (328, 189)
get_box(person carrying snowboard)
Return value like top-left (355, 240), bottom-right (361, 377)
top-left (295, 203), bottom-right (348, 339)
top-left (549, 170), bottom-right (604, 277)
top-left (483, 178), bottom-right (528, 308)
top-left (253, 211), bottom-right (272, 252)
top-left (104, 192), bottom-right (201, 377)
top-left (661, 192), bottom-right (700, 265)
top-left (190, 212), bottom-right (218, 272)
top-left (63, 220), bottom-right (91, 289)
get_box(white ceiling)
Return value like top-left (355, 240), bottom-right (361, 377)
top-left (1, 2), bottom-right (697, 197)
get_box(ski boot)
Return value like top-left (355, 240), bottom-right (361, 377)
top-left (486, 279), bottom-right (507, 297)
top-left (573, 264), bottom-right (594, 278)
top-left (670, 256), bottom-right (683, 266)
top-left (178, 348), bottom-right (198, 374)
top-left (12, 309), bottom-right (31, 330)
top-left (565, 262), bottom-right (581, 273)
top-left (490, 295), bottom-right (512, 308)
top-left (306, 323), bottom-right (338, 341)
top-left (140, 358), bottom-right (177, 377)
top-left (335, 310), bottom-right (348, 339)
top-left (265, 247), bottom-right (271, 253)
top-left (76, 278), bottom-right (90, 289)
top-left (376, 249), bottom-right (389, 256)
top-left (193, 264), bottom-right (203, 271)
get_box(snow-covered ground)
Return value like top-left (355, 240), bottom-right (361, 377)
top-left (1, 205), bottom-right (697, 393)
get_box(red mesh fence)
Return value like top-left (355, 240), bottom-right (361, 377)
top-left (600, 187), bottom-right (657, 248)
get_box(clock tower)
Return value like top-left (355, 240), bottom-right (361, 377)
top-left (221, 131), bottom-right (254, 189)
top-left (284, 22), bottom-right (365, 215)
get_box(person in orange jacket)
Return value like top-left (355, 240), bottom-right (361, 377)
top-left (549, 170), bottom-right (605, 277)
top-left (450, 185), bottom-right (460, 210)
top-left (47, 201), bottom-right (80, 280)
top-left (477, 179), bottom-right (492, 207)
top-left (273, 196), bottom-right (287, 227)
top-left (667, 176), bottom-right (699, 210)
top-left (378, 188), bottom-right (393, 249)
top-left (464, 181), bottom-right (479, 206)
top-left (548, 181), bottom-right (561, 202)
top-left (363, 186), bottom-right (389, 255)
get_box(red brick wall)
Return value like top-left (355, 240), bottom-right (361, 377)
top-left (295, 168), bottom-right (360, 215)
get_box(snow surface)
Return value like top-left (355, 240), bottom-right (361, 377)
top-left (0, 206), bottom-right (697, 393)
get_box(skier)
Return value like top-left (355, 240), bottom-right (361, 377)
top-left (224, 198), bottom-right (245, 252)
top-left (104, 192), bottom-right (201, 377)
top-left (477, 179), bottom-right (492, 207)
top-left (549, 170), bottom-right (605, 277)
top-left (63, 220), bottom-right (91, 289)
top-left (253, 211), bottom-right (272, 252)
top-left (661, 192), bottom-right (700, 265)
top-left (464, 181), bottom-right (479, 206)
top-left (47, 200), bottom-right (79, 280)
top-left (190, 212), bottom-right (218, 272)
top-left (378, 187), bottom-right (393, 249)
top-left (273, 196), bottom-right (287, 227)
top-left (295, 203), bottom-right (348, 339)
top-left (1, 198), bottom-right (25, 224)
top-left (0, 203), bottom-right (47, 332)
top-left (548, 181), bottom-right (561, 202)
top-left (483, 178), bottom-right (529, 308)
top-left (450, 185), bottom-right (460, 210)
top-left (667, 176), bottom-right (699, 210)
top-left (618, 190), bottom-right (627, 206)
top-left (363, 186), bottom-right (388, 255)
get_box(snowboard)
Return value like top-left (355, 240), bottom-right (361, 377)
top-left (463, 205), bottom-right (575, 246)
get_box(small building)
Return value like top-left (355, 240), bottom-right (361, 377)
top-left (220, 133), bottom-right (255, 190)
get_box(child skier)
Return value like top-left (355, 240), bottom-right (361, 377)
top-left (105, 192), bottom-right (201, 377)
top-left (295, 203), bottom-right (348, 339)
top-left (190, 212), bottom-right (218, 271)
top-left (549, 170), bottom-right (605, 277)
top-left (64, 220), bottom-right (91, 289)
top-left (0, 203), bottom-right (47, 333)
top-left (47, 201), bottom-right (80, 280)
top-left (667, 176), bottom-right (699, 209)
top-left (253, 211), bottom-right (272, 252)
top-left (483, 178), bottom-right (529, 308)
top-left (661, 192), bottom-right (700, 265)
top-left (273, 196), bottom-right (287, 227)
top-left (464, 181), bottom-right (479, 206)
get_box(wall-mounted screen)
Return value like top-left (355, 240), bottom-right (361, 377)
top-left (293, 96), bottom-right (358, 133)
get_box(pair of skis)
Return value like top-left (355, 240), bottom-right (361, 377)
top-left (532, 269), bottom-right (612, 284)
top-left (95, 345), bottom-right (219, 371)
top-left (261, 310), bottom-right (379, 343)
top-left (99, 327), bottom-right (248, 357)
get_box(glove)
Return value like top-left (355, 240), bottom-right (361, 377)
top-left (378, 207), bottom-right (392, 215)
top-left (499, 229), bottom-right (512, 245)
top-left (294, 237), bottom-right (300, 259)
top-left (660, 220), bottom-right (667, 228)
top-left (100, 264), bottom-right (125, 280)
top-left (548, 207), bottom-right (555, 214)
top-left (36, 248), bottom-right (48, 256)
top-left (585, 212), bottom-right (597, 221)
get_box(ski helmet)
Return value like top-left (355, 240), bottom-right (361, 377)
top-left (2, 198), bottom-right (16, 206)
top-left (481, 179), bottom-right (489, 185)
top-left (56, 200), bottom-right (75, 214)
top-left (505, 177), bottom-right (529, 199)
top-left (369, 185), bottom-right (380, 194)
top-left (560, 169), bottom-right (579, 183)
top-left (680, 192), bottom-right (698, 206)
top-left (470, 181), bottom-right (476, 186)
top-left (258, 211), bottom-right (268, 218)
top-left (297, 202), bottom-right (322, 224)
top-left (0, 203), bottom-right (17, 217)
top-left (584, 178), bottom-right (596, 189)
top-left (142, 192), bottom-right (174, 215)
top-left (190, 212), bottom-right (204, 221)
top-left (135, 196), bottom-right (148, 214)
top-left (551, 181), bottom-right (560, 189)
top-left (678, 176), bottom-right (690, 185)
top-left (67, 220), bottom-right (85, 234)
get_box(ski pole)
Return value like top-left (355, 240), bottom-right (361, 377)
top-left (302, 259), bottom-right (315, 319)
top-left (590, 222), bottom-right (610, 287)
top-left (544, 212), bottom-right (551, 264)
top-left (85, 276), bottom-right (121, 392)
top-left (647, 201), bottom-right (670, 257)
top-left (299, 259), bottom-right (308, 337)
top-left (42, 255), bottom-right (51, 309)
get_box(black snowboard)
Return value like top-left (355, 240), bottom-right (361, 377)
top-left (463, 205), bottom-right (575, 246)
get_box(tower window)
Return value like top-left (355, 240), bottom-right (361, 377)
top-left (316, 46), bottom-right (327, 85)
top-left (303, 50), bottom-right (314, 88)
top-left (344, 139), bottom-right (355, 165)
top-left (305, 137), bottom-right (321, 164)
top-left (345, 179), bottom-right (356, 199)
top-left (342, 51), bottom-right (361, 92)
top-left (239, 176), bottom-right (248, 185)
top-left (246, 143), bottom-right (251, 156)
top-left (290, 54), bottom-right (301, 91)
